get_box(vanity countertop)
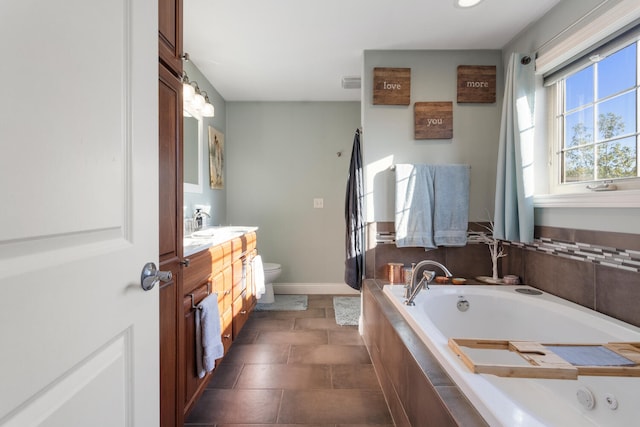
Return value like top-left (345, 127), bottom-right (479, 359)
top-left (183, 226), bottom-right (258, 257)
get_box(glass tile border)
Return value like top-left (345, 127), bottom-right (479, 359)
top-left (376, 230), bottom-right (640, 274)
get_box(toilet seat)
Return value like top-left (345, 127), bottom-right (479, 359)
top-left (263, 262), bottom-right (281, 272)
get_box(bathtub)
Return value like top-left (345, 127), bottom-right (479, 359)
top-left (383, 284), bottom-right (640, 427)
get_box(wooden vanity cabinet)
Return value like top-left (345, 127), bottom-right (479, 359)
top-left (158, 0), bottom-right (182, 75)
top-left (182, 232), bottom-right (257, 417)
top-left (158, 51), bottom-right (183, 427)
top-left (158, 0), bottom-right (183, 424)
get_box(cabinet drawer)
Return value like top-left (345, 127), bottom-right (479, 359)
top-left (182, 281), bottom-right (212, 313)
top-left (212, 269), bottom-right (232, 313)
top-left (244, 286), bottom-right (256, 313)
top-left (221, 307), bottom-right (233, 355)
top-left (209, 244), bottom-right (224, 275)
top-left (219, 240), bottom-right (232, 267)
top-left (230, 237), bottom-right (243, 261)
top-left (243, 232), bottom-right (257, 253)
top-left (183, 251), bottom-right (212, 295)
top-left (232, 258), bottom-right (244, 299)
top-left (232, 292), bottom-right (249, 338)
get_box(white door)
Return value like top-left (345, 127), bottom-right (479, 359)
top-left (0, 1), bottom-right (159, 426)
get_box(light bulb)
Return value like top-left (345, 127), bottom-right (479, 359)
top-left (183, 83), bottom-right (195, 103)
top-left (201, 102), bottom-right (215, 117)
top-left (192, 92), bottom-right (205, 110)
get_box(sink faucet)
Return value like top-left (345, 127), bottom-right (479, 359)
top-left (193, 208), bottom-right (210, 230)
top-left (404, 260), bottom-right (453, 306)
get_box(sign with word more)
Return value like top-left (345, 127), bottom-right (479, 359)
top-left (457, 65), bottom-right (496, 103)
top-left (414, 102), bottom-right (453, 139)
top-left (373, 67), bottom-right (411, 105)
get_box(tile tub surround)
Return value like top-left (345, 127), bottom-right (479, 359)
top-left (367, 222), bottom-right (640, 328)
top-left (362, 279), bottom-right (487, 427)
top-left (366, 222), bottom-right (494, 281)
top-left (185, 294), bottom-right (394, 426)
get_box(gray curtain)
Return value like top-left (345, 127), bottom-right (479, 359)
top-left (345, 129), bottom-right (364, 290)
top-left (494, 53), bottom-right (536, 243)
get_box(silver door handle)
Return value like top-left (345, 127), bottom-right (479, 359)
top-left (140, 262), bottom-right (172, 291)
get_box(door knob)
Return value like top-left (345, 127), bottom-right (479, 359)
top-left (140, 262), bottom-right (172, 291)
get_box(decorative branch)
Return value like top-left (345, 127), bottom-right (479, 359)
top-left (475, 218), bottom-right (507, 280)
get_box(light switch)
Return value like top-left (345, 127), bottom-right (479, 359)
top-left (313, 198), bottom-right (324, 209)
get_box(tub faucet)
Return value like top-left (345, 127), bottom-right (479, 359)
top-left (404, 260), bottom-right (453, 306)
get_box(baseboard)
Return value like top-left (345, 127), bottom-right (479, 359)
top-left (273, 282), bottom-right (360, 295)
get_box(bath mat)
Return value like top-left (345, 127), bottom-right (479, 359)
top-left (333, 296), bottom-right (361, 326)
top-left (255, 294), bottom-right (308, 311)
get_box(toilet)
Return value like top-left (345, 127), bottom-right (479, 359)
top-left (260, 262), bottom-right (281, 304)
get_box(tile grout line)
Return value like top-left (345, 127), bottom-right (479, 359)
top-left (231, 362), bottom-right (245, 389)
top-left (274, 388), bottom-right (285, 424)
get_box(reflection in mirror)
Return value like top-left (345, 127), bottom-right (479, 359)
top-left (183, 107), bottom-right (203, 193)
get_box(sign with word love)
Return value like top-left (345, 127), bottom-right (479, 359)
top-left (457, 65), bottom-right (496, 103)
top-left (414, 102), bottom-right (453, 139)
top-left (373, 67), bottom-right (411, 105)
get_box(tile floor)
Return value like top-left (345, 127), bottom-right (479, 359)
top-left (185, 294), bottom-right (395, 426)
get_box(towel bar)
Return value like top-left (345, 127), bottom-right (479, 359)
top-left (390, 163), bottom-right (471, 171)
top-left (189, 281), bottom-right (212, 310)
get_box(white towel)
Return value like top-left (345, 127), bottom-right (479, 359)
top-left (253, 255), bottom-right (266, 300)
top-left (433, 165), bottom-right (470, 247)
top-left (395, 164), bottom-right (436, 249)
top-left (195, 293), bottom-right (223, 378)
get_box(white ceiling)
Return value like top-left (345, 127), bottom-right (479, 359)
top-left (183, 0), bottom-right (562, 102)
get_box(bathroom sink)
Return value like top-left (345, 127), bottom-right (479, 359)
top-left (190, 226), bottom-right (257, 239)
top-left (220, 226), bottom-right (257, 233)
top-left (191, 229), bottom-right (217, 238)
top-left (184, 226), bottom-right (258, 256)
top-left (183, 238), bottom-right (209, 248)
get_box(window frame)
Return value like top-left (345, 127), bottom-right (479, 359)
top-left (538, 29), bottom-right (640, 207)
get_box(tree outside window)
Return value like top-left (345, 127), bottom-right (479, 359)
top-left (560, 41), bottom-right (638, 184)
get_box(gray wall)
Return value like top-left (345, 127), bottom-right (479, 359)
top-left (183, 61), bottom-right (228, 226)
top-left (362, 50), bottom-right (503, 223)
top-left (503, 0), bottom-right (640, 234)
top-left (225, 102), bottom-right (361, 284)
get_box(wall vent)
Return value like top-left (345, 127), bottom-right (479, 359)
top-left (341, 76), bottom-right (361, 89)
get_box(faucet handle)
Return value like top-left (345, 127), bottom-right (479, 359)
top-left (423, 270), bottom-right (436, 283)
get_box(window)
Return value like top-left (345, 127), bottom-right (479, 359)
top-left (551, 39), bottom-right (639, 191)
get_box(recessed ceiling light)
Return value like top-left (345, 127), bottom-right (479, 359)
top-left (456, 0), bottom-right (483, 8)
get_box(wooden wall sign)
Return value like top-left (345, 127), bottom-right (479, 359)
top-left (373, 67), bottom-right (411, 105)
top-left (414, 102), bottom-right (453, 139)
top-left (457, 65), bottom-right (496, 103)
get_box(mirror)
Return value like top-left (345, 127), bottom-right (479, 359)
top-left (183, 107), bottom-right (203, 193)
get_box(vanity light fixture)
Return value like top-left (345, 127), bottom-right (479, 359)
top-left (456, 0), bottom-right (483, 8)
top-left (183, 79), bottom-right (195, 103)
top-left (181, 70), bottom-right (215, 118)
top-left (191, 83), bottom-right (206, 110)
top-left (200, 92), bottom-right (215, 117)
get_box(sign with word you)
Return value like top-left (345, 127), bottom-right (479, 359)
top-left (414, 102), bottom-right (453, 139)
top-left (457, 65), bottom-right (496, 103)
top-left (373, 68), bottom-right (411, 105)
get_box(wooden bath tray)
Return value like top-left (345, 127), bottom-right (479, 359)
top-left (448, 338), bottom-right (640, 379)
